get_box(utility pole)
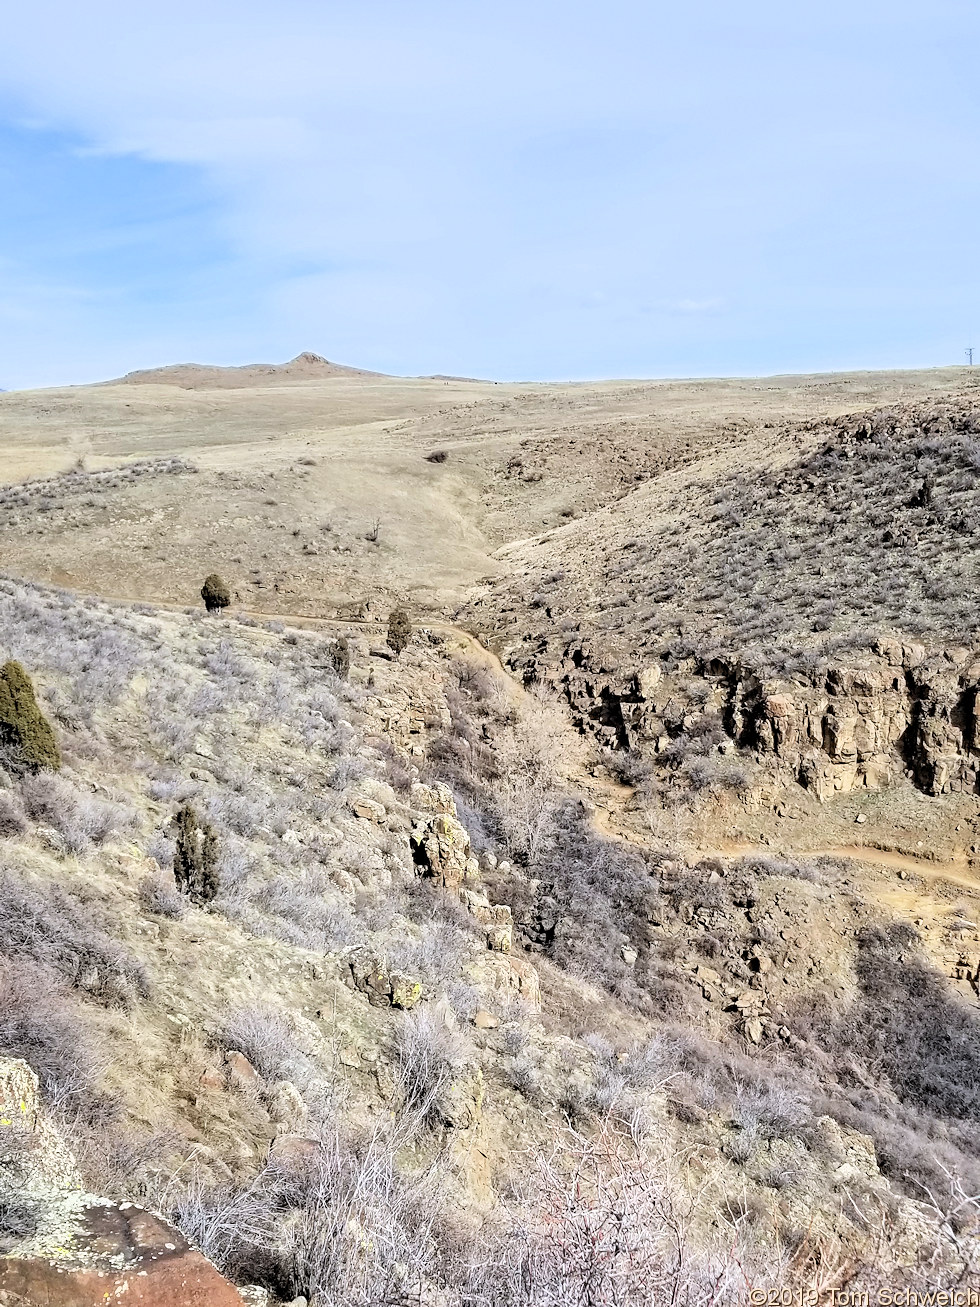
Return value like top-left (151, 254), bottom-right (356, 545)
top-left (967, 348), bottom-right (974, 366)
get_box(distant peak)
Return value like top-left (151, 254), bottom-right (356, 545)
top-left (107, 352), bottom-right (382, 388)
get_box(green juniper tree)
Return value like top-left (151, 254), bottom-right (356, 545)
top-left (201, 573), bottom-right (231, 614)
top-left (387, 609), bottom-right (413, 658)
top-left (0, 661), bottom-right (60, 774)
top-left (173, 803), bottom-right (219, 906)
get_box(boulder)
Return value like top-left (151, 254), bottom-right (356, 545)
top-left (0, 1198), bottom-right (247, 1306)
top-left (0, 1058), bottom-right (245, 1306)
top-left (389, 973), bottom-right (423, 1010)
top-left (225, 1051), bottom-right (260, 1087)
top-left (342, 947), bottom-right (422, 1009)
top-left (459, 889), bottom-right (514, 952)
top-left (268, 1081), bottom-right (308, 1134)
top-left (409, 782), bottom-right (455, 815)
top-left (197, 1066), bottom-right (225, 1093)
top-left (743, 1017), bottom-right (765, 1045)
top-left (410, 812), bottom-right (471, 889)
top-left (434, 1068), bottom-right (484, 1130)
top-left (0, 1058), bottom-right (80, 1195)
top-left (469, 953), bottom-right (540, 1011)
top-left (268, 1135), bottom-right (319, 1168)
top-left (349, 795), bottom-right (387, 823)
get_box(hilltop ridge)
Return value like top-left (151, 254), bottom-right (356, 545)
top-left (112, 351), bottom-right (382, 389)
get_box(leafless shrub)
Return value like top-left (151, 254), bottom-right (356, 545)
top-left (67, 1121), bottom-right (187, 1209)
top-left (219, 1004), bottom-right (308, 1084)
top-left (137, 870), bottom-right (185, 919)
top-left (0, 957), bottom-right (116, 1121)
top-left (0, 1193), bottom-right (39, 1252)
top-left (0, 790), bottom-right (27, 837)
top-left (0, 866), bottom-right (148, 1004)
top-left (20, 771), bottom-right (134, 854)
top-left (145, 831), bottom-right (176, 868)
top-left (731, 1081), bottom-right (812, 1144)
top-left (463, 1123), bottom-right (769, 1306)
top-left (392, 1007), bottom-right (472, 1126)
top-left (242, 873), bottom-right (363, 952)
top-left (736, 852), bottom-right (822, 883)
top-left (170, 1122), bottom-right (448, 1305)
top-left (329, 755), bottom-right (369, 791)
top-left (509, 1053), bottom-right (544, 1102)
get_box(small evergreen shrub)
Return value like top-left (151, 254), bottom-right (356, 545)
top-left (0, 661), bottom-right (61, 774)
top-left (326, 636), bottom-right (351, 680)
top-left (173, 803), bottom-right (219, 905)
top-left (201, 573), bottom-right (231, 614)
top-left (387, 609), bottom-right (413, 658)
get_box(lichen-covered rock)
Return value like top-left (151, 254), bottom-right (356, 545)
top-left (0, 1058), bottom-right (245, 1305)
top-left (410, 812), bottom-right (472, 889)
top-left (0, 1059), bottom-right (80, 1196)
top-left (409, 781), bottom-right (456, 815)
top-left (460, 889), bottom-right (514, 952)
top-left (434, 1067), bottom-right (484, 1130)
top-left (389, 973), bottom-right (423, 1009)
top-left (342, 947), bottom-right (422, 1008)
top-left (469, 952), bottom-right (540, 1011)
top-left (0, 1198), bottom-right (246, 1306)
top-left (349, 795), bottom-right (387, 823)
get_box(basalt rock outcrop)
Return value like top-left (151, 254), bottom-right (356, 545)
top-left (514, 634), bottom-right (980, 802)
top-left (342, 945), bottom-right (424, 1008)
top-left (410, 783), bottom-right (515, 951)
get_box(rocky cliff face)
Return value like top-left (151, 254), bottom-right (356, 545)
top-left (514, 634), bottom-right (980, 802)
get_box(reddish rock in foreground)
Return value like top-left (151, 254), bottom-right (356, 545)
top-left (0, 1057), bottom-right (246, 1306)
top-left (0, 1197), bottom-right (246, 1306)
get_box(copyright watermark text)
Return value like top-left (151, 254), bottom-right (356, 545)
top-left (749, 1290), bottom-right (980, 1306)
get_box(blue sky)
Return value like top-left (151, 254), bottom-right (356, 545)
top-left (1, 0), bottom-right (978, 388)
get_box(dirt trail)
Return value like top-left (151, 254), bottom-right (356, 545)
top-left (718, 840), bottom-right (980, 892)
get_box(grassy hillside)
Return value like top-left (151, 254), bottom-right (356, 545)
top-left (479, 397), bottom-right (980, 667)
top-left (0, 578), bottom-right (977, 1301)
top-left (2, 365), bottom-right (980, 1299)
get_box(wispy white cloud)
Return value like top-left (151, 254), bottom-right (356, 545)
top-left (0, 0), bottom-right (978, 386)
